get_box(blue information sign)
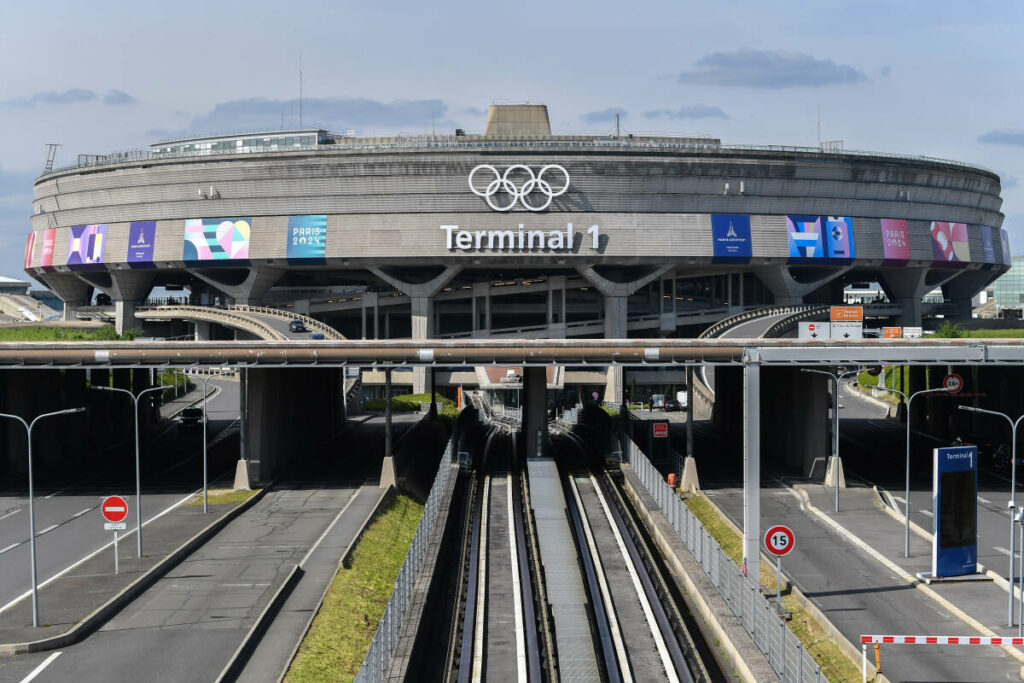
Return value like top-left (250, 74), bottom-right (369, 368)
top-left (932, 445), bottom-right (978, 577)
top-left (711, 214), bottom-right (751, 263)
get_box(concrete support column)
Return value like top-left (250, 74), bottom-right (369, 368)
top-left (879, 269), bottom-right (933, 328)
top-left (411, 296), bottom-right (434, 394)
top-left (523, 367), bottom-right (547, 459)
top-left (743, 361), bottom-right (760, 583)
top-left (604, 295), bottom-right (628, 405)
top-left (114, 301), bottom-right (138, 335)
top-left (193, 321), bottom-right (212, 341)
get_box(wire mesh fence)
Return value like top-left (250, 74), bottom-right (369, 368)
top-left (628, 441), bottom-right (824, 683)
top-left (354, 439), bottom-right (458, 683)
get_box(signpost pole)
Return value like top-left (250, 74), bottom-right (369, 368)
top-left (1018, 510), bottom-right (1023, 638)
top-left (114, 530), bottom-right (119, 575)
top-left (776, 555), bottom-right (782, 614)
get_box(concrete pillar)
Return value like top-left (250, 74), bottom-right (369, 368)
top-left (114, 300), bottom-right (139, 335)
top-left (604, 295), bottom-right (628, 407)
top-left (411, 297), bottom-right (434, 394)
top-left (743, 361), bottom-right (760, 583)
top-left (880, 269), bottom-right (931, 328)
top-left (762, 368), bottom-right (829, 478)
top-left (523, 367), bottom-right (548, 458)
top-left (193, 321), bottom-right (212, 341)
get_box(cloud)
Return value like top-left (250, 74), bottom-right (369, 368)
top-left (176, 96), bottom-right (456, 136)
top-left (581, 107), bottom-right (627, 124)
top-left (676, 49), bottom-right (867, 88)
top-left (1002, 174), bottom-right (1019, 189)
top-left (461, 106), bottom-right (487, 117)
top-left (3, 89), bottom-right (97, 107)
top-left (978, 130), bottom-right (1024, 146)
top-left (103, 90), bottom-right (137, 105)
top-left (643, 105), bottom-right (729, 120)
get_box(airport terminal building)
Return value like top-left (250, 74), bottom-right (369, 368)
top-left (24, 104), bottom-right (1010, 393)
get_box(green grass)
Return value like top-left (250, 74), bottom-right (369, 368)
top-left (966, 329), bottom-right (1024, 338)
top-left (0, 326), bottom-right (141, 341)
top-left (285, 494), bottom-right (423, 683)
top-left (393, 392), bottom-right (456, 408)
top-left (683, 493), bottom-right (874, 683)
top-left (186, 488), bottom-right (259, 507)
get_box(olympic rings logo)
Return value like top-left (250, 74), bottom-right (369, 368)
top-left (468, 164), bottom-right (570, 212)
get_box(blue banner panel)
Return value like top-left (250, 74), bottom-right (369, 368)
top-left (711, 214), bottom-right (751, 263)
top-left (787, 215), bottom-right (825, 258)
top-left (287, 215), bottom-right (327, 261)
top-left (825, 216), bottom-right (855, 259)
top-left (127, 221), bottom-right (156, 268)
top-left (932, 445), bottom-right (977, 578)
top-left (981, 226), bottom-right (996, 268)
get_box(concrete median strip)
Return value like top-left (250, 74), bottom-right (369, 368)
top-left (792, 484), bottom-right (1024, 673)
top-left (0, 483), bottom-right (272, 658)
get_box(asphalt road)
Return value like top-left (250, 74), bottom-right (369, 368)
top-left (702, 311), bottom-right (795, 391)
top-left (0, 378), bottom-right (240, 616)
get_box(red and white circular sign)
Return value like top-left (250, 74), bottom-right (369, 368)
top-left (101, 496), bottom-right (128, 523)
top-left (764, 525), bottom-right (795, 557)
top-left (943, 373), bottom-right (964, 394)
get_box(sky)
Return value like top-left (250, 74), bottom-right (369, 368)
top-left (0, 0), bottom-right (1022, 280)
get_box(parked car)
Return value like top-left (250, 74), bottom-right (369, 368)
top-left (177, 406), bottom-right (204, 429)
top-left (289, 319), bottom-right (308, 333)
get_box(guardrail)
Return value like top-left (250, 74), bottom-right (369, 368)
top-left (761, 306), bottom-right (830, 339)
top-left (628, 442), bottom-right (824, 683)
top-left (228, 305), bottom-right (345, 340)
top-left (136, 305), bottom-right (286, 341)
top-left (355, 440), bottom-right (458, 683)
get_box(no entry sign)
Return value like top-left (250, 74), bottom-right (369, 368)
top-left (101, 496), bottom-right (128, 524)
top-left (764, 525), bottom-right (795, 557)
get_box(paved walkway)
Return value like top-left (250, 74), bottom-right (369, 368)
top-left (705, 484), bottom-right (1022, 683)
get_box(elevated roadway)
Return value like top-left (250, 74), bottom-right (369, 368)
top-left (136, 305), bottom-right (345, 341)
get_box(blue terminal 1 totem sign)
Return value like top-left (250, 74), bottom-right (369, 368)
top-left (932, 445), bottom-right (978, 578)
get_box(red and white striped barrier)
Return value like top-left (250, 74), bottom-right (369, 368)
top-left (861, 635), bottom-right (1024, 682)
top-left (862, 634), bottom-right (1024, 646)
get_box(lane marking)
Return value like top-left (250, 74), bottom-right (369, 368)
top-left (996, 547), bottom-right (1012, 556)
top-left (19, 651), bottom-right (61, 683)
top-left (979, 497), bottom-right (992, 505)
top-left (471, 476), bottom-right (490, 683)
top-left (72, 507), bottom-right (92, 518)
top-left (919, 510), bottom-right (934, 518)
top-left (0, 543), bottom-right (19, 554)
top-left (38, 524), bottom-right (58, 535)
top-left (893, 496), bottom-right (906, 504)
top-left (0, 508), bottom-right (21, 522)
top-left (298, 488), bottom-right (360, 567)
top-left (0, 489), bottom-right (200, 615)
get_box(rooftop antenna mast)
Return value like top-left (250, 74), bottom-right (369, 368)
top-left (44, 143), bottom-right (61, 172)
top-left (615, 113), bottom-right (620, 137)
top-left (299, 51), bottom-right (303, 128)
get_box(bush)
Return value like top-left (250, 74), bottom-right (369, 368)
top-left (935, 321), bottom-right (967, 338)
top-left (365, 398), bottom-right (419, 412)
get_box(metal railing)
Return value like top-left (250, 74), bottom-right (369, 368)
top-left (355, 440), bottom-right (458, 683)
top-left (228, 304), bottom-right (345, 339)
top-left (762, 306), bottom-right (831, 339)
top-left (628, 441), bottom-right (824, 683)
top-left (40, 135), bottom-right (995, 177)
top-left (136, 305), bottom-right (286, 340)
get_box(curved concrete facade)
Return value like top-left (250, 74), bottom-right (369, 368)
top-left (24, 128), bottom-right (1010, 361)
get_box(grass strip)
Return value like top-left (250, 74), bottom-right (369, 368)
top-left (684, 493), bottom-right (872, 683)
top-left (186, 488), bottom-right (259, 507)
top-left (284, 493), bottom-right (423, 683)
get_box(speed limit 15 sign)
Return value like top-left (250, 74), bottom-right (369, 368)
top-left (764, 525), bottom-right (795, 557)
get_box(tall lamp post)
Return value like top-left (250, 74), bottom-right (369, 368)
top-left (801, 367), bottom-right (862, 512)
top-left (91, 382), bottom-right (172, 557)
top-left (195, 369), bottom-right (230, 513)
top-left (958, 405), bottom-right (1024, 628)
top-left (0, 407), bottom-right (86, 627)
top-left (872, 378), bottom-right (952, 557)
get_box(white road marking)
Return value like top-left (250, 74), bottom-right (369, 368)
top-left (919, 510), bottom-right (933, 518)
top-left (996, 547), bottom-right (1012, 556)
top-left (0, 543), bottom-right (19, 554)
top-left (38, 524), bottom-right (59, 535)
top-left (19, 651), bottom-right (61, 683)
top-left (0, 508), bottom-right (21, 521)
top-left (0, 490), bottom-right (200, 615)
top-left (506, 476), bottom-right (527, 683)
top-left (72, 507), bottom-right (92, 518)
top-left (978, 497), bottom-right (992, 505)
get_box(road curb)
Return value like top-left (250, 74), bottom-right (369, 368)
top-left (699, 491), bottom-right (886, 682)
top-left (272, 485), bottom-right (393, 683)
top-left (0, 484), bottom-right (272, 658)
top-left (792, 484), bottom-right (1024, 674)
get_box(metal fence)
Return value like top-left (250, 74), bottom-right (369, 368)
top-left (354, 440), bottom-right (458, 683)
top-left (628, 441), bottom-right (825, 683)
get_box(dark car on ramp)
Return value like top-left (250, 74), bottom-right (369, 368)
top-left (178, 406), bottom-right (204, 429)
top-left (289, 319), bottom-right (308, 333)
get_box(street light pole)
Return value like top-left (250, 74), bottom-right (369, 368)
top-left (801, 368), bottom-right (862, 512)
top-left (0, 407), bottom-right (86, 627)
top-left (872, 379), bottom-right (951, 557)
top-left (197, 370), bottom-right (229, 513)
top-left (92, 383), bottom-right (172, 557)
top-left (958, 405), bottom-right (1024, 628)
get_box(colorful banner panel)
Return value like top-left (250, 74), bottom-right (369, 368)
top-left (930, 222), bottom-right (970, 264)
top-left (881, 219), bottom-right (910, 262)
top-left (787, 216), bottom-right (824, 258)
top-left (1001, 229), bottom-right (1012, 265)
top-left (40, 228), bottom-right (56, 267)
top-left (786, 215), bottom-right (856, 259)
top-left (981, 226), bottom-right (996, 266)
top-left (66, 224), bottom-right (107, 269)
top-left (127, 221), bottom-right (156, 266)
top-left (711, 214), bottom-right (751, 262)
top-left (825, 216), bottom-right (855, 259)
top-left (24, 233), bottom-right (35, 268)
top-left (287, 215), bottom-right (327, 259)
top-left (183, 217), bottom-right (251, 261)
